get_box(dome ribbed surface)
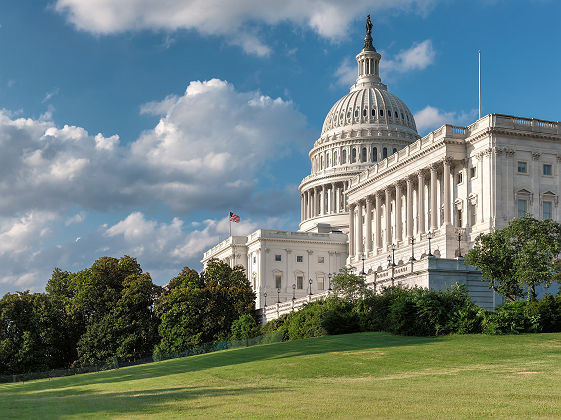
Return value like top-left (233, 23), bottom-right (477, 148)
top-left (321, 86), bottom-right (417, 136)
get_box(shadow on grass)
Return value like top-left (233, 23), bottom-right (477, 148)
top-left (1, 385), bottom-right (279, 418)
top-left (2, 333), bottom-right (436, 394)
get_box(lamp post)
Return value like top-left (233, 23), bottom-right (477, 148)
top-left (455, 228), bottom-right (464, 258)
top-left (292, 284), bottom-right (296, 302)
top-left (361, 252), bottom-right (366, 276)
top-left (409, 237), bottom-right (416, 261)
top-left (263, 292), bottom-right (267, 307)
top-left (387, 254), bottom-right (392, 268)
top-left (328, 273), bottom-right (332, 291)
top-left (391, 243), bottom-right (396, 267)
top-left (309, 278), bottom-right (313, 296)
top-left (277, 288), bottom-right (280, 303)
top-left (426, 230), bottom-right (433, 257)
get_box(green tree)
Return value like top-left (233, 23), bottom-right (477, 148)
top-left (331, 266), bottom-right (371, 302)
top-left (466, 216), bottom-right (561, 301)
top-left (155, 259), bottom-right (255, 355)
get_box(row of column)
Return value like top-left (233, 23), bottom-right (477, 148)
top-left (348, 159), bottom-right (453, 258)
top-left (301, 181), bottom-right (350, 221)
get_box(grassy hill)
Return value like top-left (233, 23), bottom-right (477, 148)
top-left (2, 332), bottom-right (561, 418)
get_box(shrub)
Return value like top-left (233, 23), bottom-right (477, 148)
top-left (286, 300), bottom-right (331, 340)
top-left (482, 301), bottom-right (529, 334)
top-left (321, 302), bottom-right (360, 335)
top-left (230, 314), bottom-right (260, 340)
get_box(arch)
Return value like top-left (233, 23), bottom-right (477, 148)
top-left (333, 150), bottom-right (338, 166)
top-left (392, 148), bottom-right (398, 154)
top-left (351, 148), bottom-right (357, 163)
top-left (320, 155), bottom-right (324, 170)
top-left (342, 149), bottom-right (347, 164)
top-left (383, 147), bottom-right (388, 159)
top-left (361, 147), bottom-right (367, 163)
top-left (372, 147), bottom-right (378, 162)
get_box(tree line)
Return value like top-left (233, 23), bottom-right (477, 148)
top-left (0, 257), bottom-right (255, 376)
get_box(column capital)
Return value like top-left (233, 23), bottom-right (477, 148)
top-left (430, 162), bottom-right (439, 172)
top-left (443, 156), bottom-right (454, 166)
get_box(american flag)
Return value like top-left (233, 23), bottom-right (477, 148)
top-left (229, 212), bottom-right (240, 223)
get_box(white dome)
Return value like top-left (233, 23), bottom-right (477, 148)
top-left (321, 86), bottom-right (417, 136)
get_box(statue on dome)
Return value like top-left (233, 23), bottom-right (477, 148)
top-left (363, 15), bottom-right (374, 50)
top-left (366, 15), bottom-right (373, 35)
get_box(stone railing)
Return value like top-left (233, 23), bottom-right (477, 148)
top-left (203, 235), bottom-right (247, 260)
top-left (262, 290), bottom-right (331, 323)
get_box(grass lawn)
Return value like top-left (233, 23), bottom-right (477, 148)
top-left (1, 332), bottom-right (561, 418)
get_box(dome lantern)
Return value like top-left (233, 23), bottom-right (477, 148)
top-left (353, 15), bottom-right (384, 91)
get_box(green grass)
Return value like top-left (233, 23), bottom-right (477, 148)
top-left (2, 333), bottom-right (561, 419)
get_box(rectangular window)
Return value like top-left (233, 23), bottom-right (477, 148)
top-left (470, 204), bottom-right (477, 226)
top-left (470, 166), bottom-right (476, 178)
top-left (543, 201), bottom-right (552, 219)
top-left (318, 256), bottom-right (325, 263)
top-left (275, 254), bottom-right (281, 262)
top-left (253, 256), bottom-right (256, 264)
top-left (517, 161), bottom-right (527, 173)
top-left (296, 255), bottom-right (303, 263)
top-left (456, 172), bottom-right (463, 184)
top-left (518, 199), bottom-right (527, 218)
top-left (317, 274), bottom-right (325, 290)
top-left (544, 164), bottom-right (553, 176)
top-left (275, 274), bottom-right (282, 289)
top-left (457, 209), bottom-right (463, 227)
top-left (296, 275), bottom-right (303, 289)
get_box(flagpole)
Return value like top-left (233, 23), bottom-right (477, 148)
top-left (478, 50), bottom-right (481, 119)
top-left (229, 213), bottom-right (231, 237)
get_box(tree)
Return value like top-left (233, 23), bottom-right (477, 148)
top-left (466, 216), bottom-right (561, 301)
top-left (331, 266), bottom-right (372, 302)
top-left (155, 259), bottom-right (255, 356)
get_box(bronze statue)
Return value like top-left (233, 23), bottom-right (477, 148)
top-left (366, 15), bottom-right (373, 35)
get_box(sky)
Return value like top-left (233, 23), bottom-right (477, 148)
top-left (0, 0), bottom-right (560, 295)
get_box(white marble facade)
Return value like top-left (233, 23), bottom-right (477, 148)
top-left (202, 24), bottom-right (561, 310)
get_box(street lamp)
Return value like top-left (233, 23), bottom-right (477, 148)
top-left (455, 228), bottom-right (464, 258)
top-left (426, 230), bottom-right (433, 257)
top-left (387, 254), bottom-right (392, 268)
top-left (328, 273), bottom-right (332, 291)
top-left (277, 288), bottom-right (280, 303)
top-left (409, 237), bottom-right (416, 261)
top-left (391, 243), bottom-right (396, 267)
top-left (309, 278), bottom-right (313, 296)
top-left (263, 292), bottom-right (267, 307)
top-left (292, 283), bottom-right (296, 301)
top-left (361, 252), bottom-right (366, 275)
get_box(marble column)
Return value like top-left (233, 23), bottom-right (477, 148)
top-left (443, 158), bottom-right (452, 227)
top-left (417, 171), bottom-right (425, 235)
top-left (357, 200), bottom-right (364, 258)
top-left (349, 204), bottom-right (355, 259)
top-left (301, 194), bottom-right (304, 221)
top-left (406, 177), bottom-right (413, 238)
top-left (385, 187), bottom-right (392, 247)
top-left (321, 185), bottom-right (326, 215)
top-left (330, 183), bottom-right (335, 214)
top-left (430, 164), bottom-right (438, 231)
top-left (365, 196), bottom-right (372, 253)
top-left (395, 182), bottom-right (403, 243)
top-left (375, 192), bottom-right (382, 250)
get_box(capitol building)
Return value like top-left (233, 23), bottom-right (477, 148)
top-left (203, 20), bottom-right (561, 314)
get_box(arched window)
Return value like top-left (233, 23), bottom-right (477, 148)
top-left (333, 150), bottom-right (338, 165)
top-left (361, 147), bottom-right (367, 163)
top-left (372, 147), bottom-right (378, 162)
top-left (379, 109), bottom-right (384, 117)
top-left (320, 155), bottom-right (324, 170)
top-left (342, 149), bottom-right (347, 164)
top-left (354, 109), bottom-right (358, 118)
top-left (351, 148), bottom-right (357, 163)
top-left (363, 109), bottom-right (367, 117)
top-left (392, 148), bottom-right (397, 154)
top-left (395, 111), bottom-right (399, 118)
top-left (383, 147), bottom-right (388, 159)
top-left (371, 109), bottom-right (376, 117)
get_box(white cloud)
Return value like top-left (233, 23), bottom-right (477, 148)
top-left (0, 212), bottom-right (56, 256)
top-left (334, 57), bottom-right (356, 87)
top-left (54, 0), bottom-right (438, 56)
top-left (414, 105), bottom-right (477, 133)
top-left (65, 212), bottom-right (86, 226)
top-left (0, 79), bottom-right (308, 215)
top-left (42, 88), bottom-right (60, 104)
top-left (383, 40), bottom-right (435, 74)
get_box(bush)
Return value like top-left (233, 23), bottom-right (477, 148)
top-left (482, 301), bottom-right (529, 334)
top-left (321, 301), bottom-right (360, 335)
top-left (286, 300), bottom-right (332, 340)
top-left (230, 314), bottom-right (260, 340)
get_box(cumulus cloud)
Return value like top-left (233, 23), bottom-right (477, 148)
top-left (334, 39), bottom-right (435, 86)
top-left (414, 105), bottom-right (477, 134)
top-left (0, 79), bottom-right (308, 215)
top-left (54, 0), bottom-right (437, 56)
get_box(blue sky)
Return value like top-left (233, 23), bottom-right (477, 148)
top-left (0, 0), bottom-right (559, 294)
